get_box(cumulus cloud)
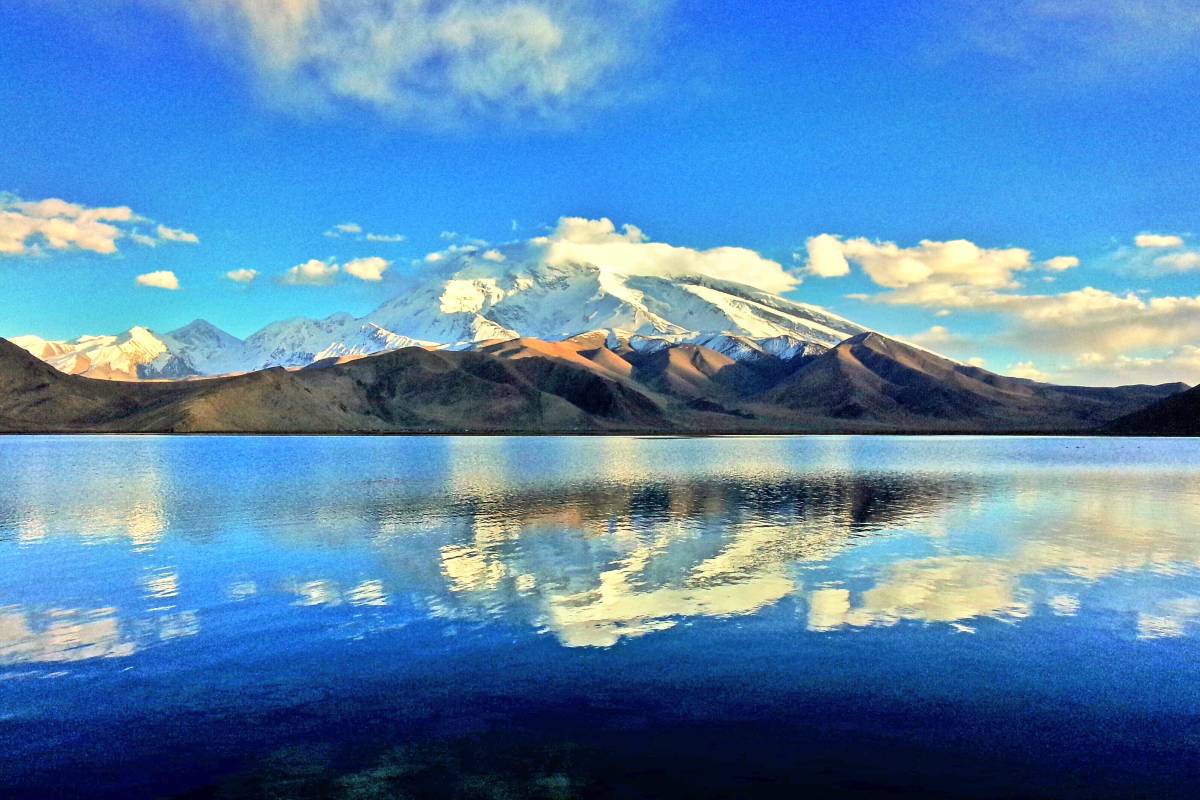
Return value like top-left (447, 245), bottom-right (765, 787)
top-left (415, 217), bottom-right (798, 293)
top-left (135, 270), bottom-right (180, 290)
top-left (1110, 233), bottom-right (1200, 276)
top-left (279, 255), bottom-right (391, 284)
top-left (802, 229), bottom-right (1200, 385)
top-left (225, 268), bottom-right (258, 284)
top-left (281, 258), bottom-right (339, 286)
top-left (0, 193), bottom-right (197, 256)
top-left (1, 195), bottom-right (135, 255)
top-left (170, 0), bottom-right (664, 125)
top-left (802, 234), bottom-right (1035, 306)
top-left (801, 233), bottom-right (850, 278)
top-left (156, 224), bottom-right (200, 244)
top-left (1042, 255), bottom-right (1079, 271)
top-left (1004, 289), bottom-right (1200, 358)
top-left (1151, 251), bottom-right (1200, 273)
top-left (1055, 347), bottom-right (1200, 387)
top-left (531, 216), bottom-right (799, 294)
top-left (343, 256), bottom-right (390, 282)
top-left (1136, 233), bottom-right (1186, 249)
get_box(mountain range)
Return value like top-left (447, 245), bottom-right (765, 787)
top-left (4, 248), bottom-right (1192, 434)
top-left (0, 329), bottom-right (1186, 434)
top-left (10, 252), bottom-right (867, 380)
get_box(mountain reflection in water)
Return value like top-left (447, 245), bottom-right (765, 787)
top-left (1, 435), bottom-right (1199, 798)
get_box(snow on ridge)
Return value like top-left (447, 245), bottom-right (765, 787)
top-left (13, 255), bottom-right (871, 379)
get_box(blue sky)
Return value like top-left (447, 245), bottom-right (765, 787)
top-left (2, 0), bottom-right (1200, 384)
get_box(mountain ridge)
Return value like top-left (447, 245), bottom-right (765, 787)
top-left (0, 331), bottom-right (1187, 435)
top-left (10, 253), bottom-right (868, 381)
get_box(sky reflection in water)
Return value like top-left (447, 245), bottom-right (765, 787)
top-left (1, 435), bottom-right (1199, 797)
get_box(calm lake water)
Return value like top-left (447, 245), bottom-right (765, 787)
top-left (2, 435), bottom-right (1199, 798)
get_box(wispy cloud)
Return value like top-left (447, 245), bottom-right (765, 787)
top-left (1113, 233), bottom-right (1199, 275)
top-left (171, 0), bottom-right (666, 126)
top-left (156, 224), bottom-right (200, 244)
top-left (323, 221), bottom-right (406, 243)
top-left (947, 0), bottom-right (1200, 82)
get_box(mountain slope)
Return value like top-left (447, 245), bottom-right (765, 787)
top-left (0, 337), bottom-right (195, 430)
top-left (758, 332), bottom-right (1187, 432)
top-left (1102, 384), bottom-right (1200, 435)
top-left (16, 246), bottom-right (871, 380)
top-left (0, 336), bottom-right (666, 433)
top-left (2, 332), bottom-right (1186, 435)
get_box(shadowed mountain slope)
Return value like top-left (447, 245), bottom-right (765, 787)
top-left (0, 333), bottom-right (1188, 434)
top-left (758, 333), bottom-right (1187, 432)
top-left (1102, 384), bottom-right (1200, 435)
top-left (0, 337), bottom-right (666, 433)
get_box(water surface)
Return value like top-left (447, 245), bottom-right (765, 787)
top-left (2, 435), bottom-right (1199, 798)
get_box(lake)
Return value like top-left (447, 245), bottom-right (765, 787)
top-left (1, 435), bottom-right (1199, 798)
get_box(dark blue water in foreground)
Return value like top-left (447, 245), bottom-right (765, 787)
top-left (2, 435), bottom-right (1199, 798)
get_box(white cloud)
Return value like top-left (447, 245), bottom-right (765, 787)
top-left (327, 222), bottom-right (362, 237)
top-left (281, 258), bottom-right (339, 285)
top-left (1006, 361), bottom-right (1048, 382)
top-left (906, 325), bottom-right (961, 347)
top-left (417, 217), bottom-right (798, 293)
top-left (806, 228), bottom-right (1200, 385)
top-left (904, 324), bottom-right (978, 361)
top-left (135, 270), bottom-right (180, 290)
top-left (1136, 233), bottom-right (1186, 249)
top-left (0, 194), bottom-right (197, 256)
top-left (949, 1), bottom-right (1200, 81)
top-left (1006, 289), bottom-right (1200, 357)
top-left (225, 268), bottom-right (258, 284)
top-left (530, 216), bottom-right (798, 294)
top-left (343, 256), bottom-right (390, 282)
top-left (801, 233), bottom-right (850, 277)
top-left (173, 0), bottom-right (664, 125)
top-left (1152, 251), bottom-right (1200, 272)
top-left (1, 195), bottom-right (134, 255)
top-left (156, 224), bottom-right (200, 244)
top-left (325, 221), bottom-right (405, 242)
top-left (1110, 234), bottom-right (1200, 276)
top-left (803, 234), bottom-right (1033, 306)
top-left (1054, 346), bottom-right (1200, 387)
top-left (1042, 255), bottom-right (1079, 271)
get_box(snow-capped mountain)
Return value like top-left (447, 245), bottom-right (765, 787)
top-left (13, 244), bottom-right (870, 379)
top-left (158, 319), bottom-right (249, 376)
top-left (11, 327), bottom-right (175, 381)
top-left (242, 314), bottom-right (431, 370)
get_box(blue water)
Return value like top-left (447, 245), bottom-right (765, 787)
top-left (1, 435), bottom-right (1199, 798)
